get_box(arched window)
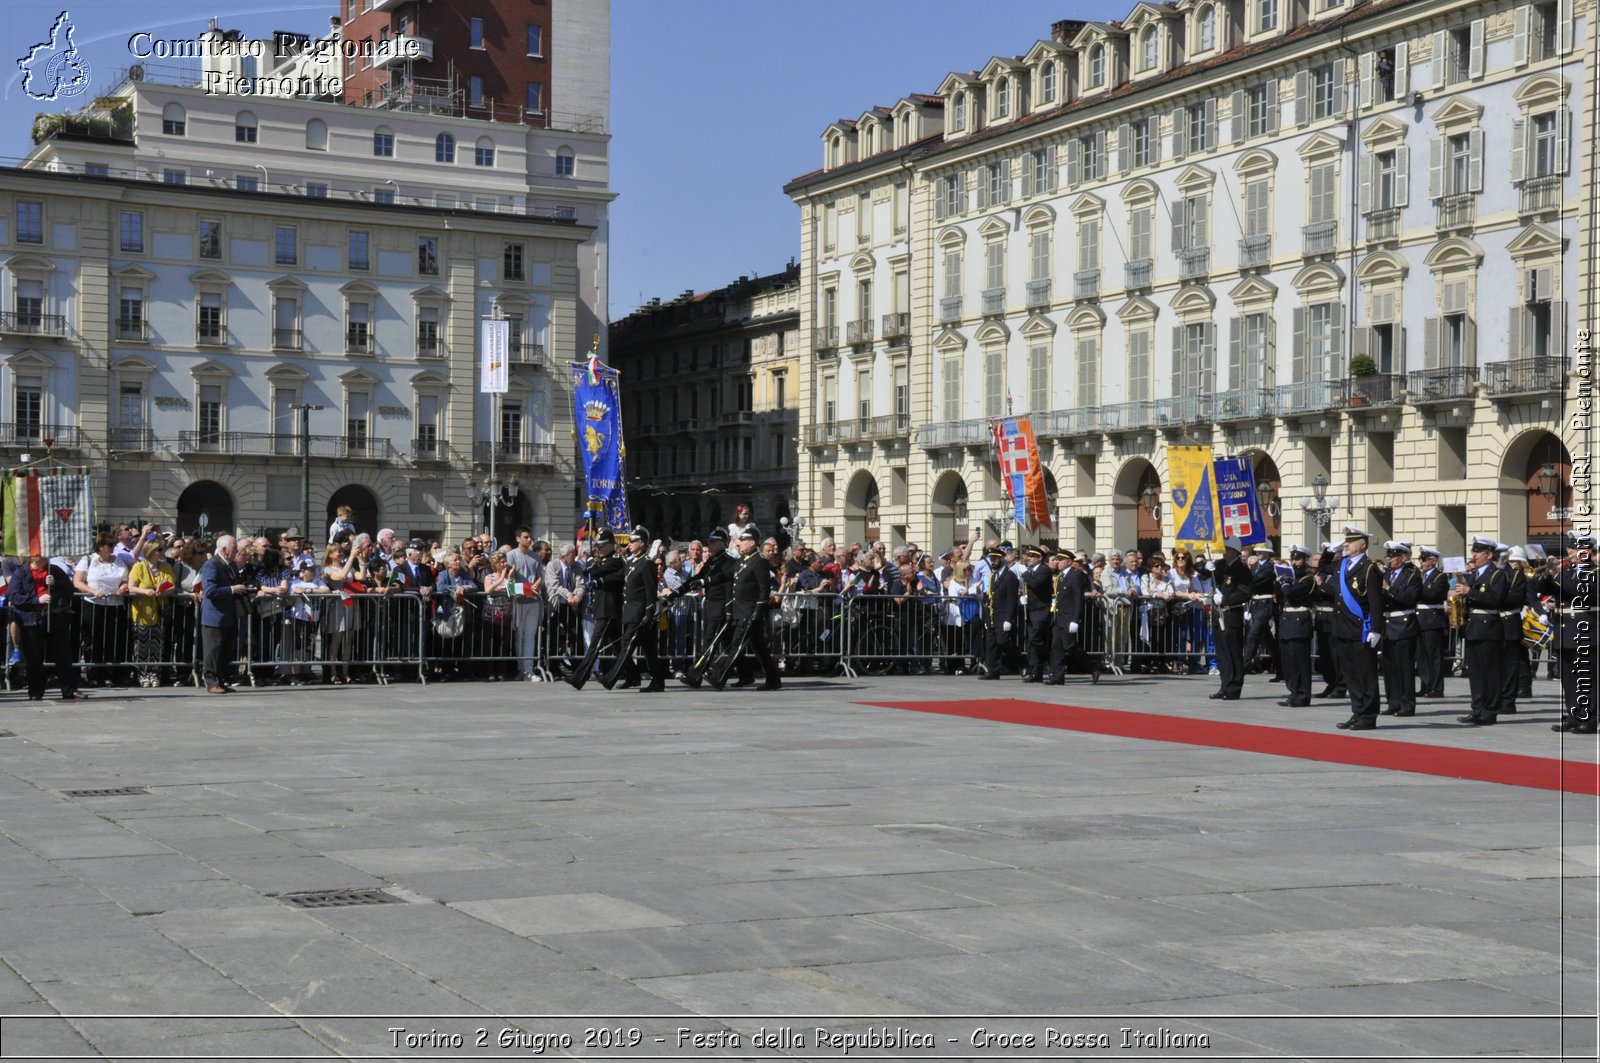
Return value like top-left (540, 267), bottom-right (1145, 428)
top-left (1089, 45), bottom-right (1106, 87)
top-left (996, 78), bottom-right (1011, 118)
top-left (1143, 26), bottom-right (1159, 70)
top-left (373, 126), bottom-right (395, 157)
top-left (435, 132), bottom-right (455, 163)
top-left (162, 102), bottom-right (186, 136)
top-left (953, 92), bottom-right (968, 131)
top-left (1041, 60), bottom-right (1057, 102)
top-left (234, 111), bottom-right (257, 143)
top-left (1199, 4), bottom-right (1217, 50)
top-left (555, 146), bottom-right (575, 176)
top-left (474, 137), bottom-right (495, 166)
top-left (831, 136), bottom-right (843, 165)
top-left (305, 118), bottom-right (327, 151)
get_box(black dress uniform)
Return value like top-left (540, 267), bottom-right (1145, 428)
top-left (1045, 557), bottom-right (1094, 685)
top-left (1378, 546), bottom-right (1421, 717)
top-left (672, 534), bottom-right (736, 687)
top-left (1209, 545), bottom-right (1252, 700)
top-left (1242, 550), bottom-right (1278, 674)
top-left (1414, 555), bottom-right (1450, 698)
top-left (1456, 539), bottom-right (1508, 725)
top-left (1021, 550), bottom-right (1052, 682)
top-left (564, 535), bottom-right (625, 691)
top-left (1276, 549), bottom-right (1317, 707)
top-left (603, 539), bottom-right (666, 692)
top-left (1499, 559), bottom-right (1536, 711)
top-left (1314, 547), bottom-right (1346, 697)
top-left (713, 542), bottom-right (780, 690)
top-left (1332, 531), bottom-right (1387, 730)
top-left (1543, 532), bottom-right (1595, 733)
top-left (980, 552), bottom-right (1020, 679)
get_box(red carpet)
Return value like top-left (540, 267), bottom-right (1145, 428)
top-left (864, 698), bottom-right (1600, 796)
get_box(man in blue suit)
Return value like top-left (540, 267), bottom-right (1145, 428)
top-left (201, 535), bottom-right (251, 693)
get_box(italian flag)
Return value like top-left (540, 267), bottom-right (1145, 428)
top-left (515, 581), bottom-right (538, 597)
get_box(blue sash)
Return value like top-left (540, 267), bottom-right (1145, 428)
top-left (1338, 557), bottom-right (1371, 640)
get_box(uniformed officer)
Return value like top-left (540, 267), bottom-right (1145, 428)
top-left (1208, 537), bottom-right (1252, 701)
top-left (1242, 543), bottom-right (1278, 675)
top-left (1452, 535), bottom-right (1508, 726)
top-left (710, 528), bottom-right (781, 690)
top-left (1544, 530), bottom-right (1595, 733)
top-left (1044, 548), bottom-right (1098, 685)
top-left (601, 527), bottom-right (665, 693)
top-left (669, 527), bottom-right (735, 688)
top-left (1500, 545), bottom-right (1537, 710)
top-left (1413, 545), bottom-right (1450, 698)
top-left (979, 545), bottom-right (1020, 680)
top-left (1313, 543), bottom-right (1347, 699)
top-left (563, 529), bottom-right (625, 691)
top-left (1021, 546), bottom-right (1053, 682)
top-left (1378, 540), bottom-right (1421, 718)
top-left (1330, 524), bottom-right (1386, 730)
top-left (1276, 544), bottom-right (1317, 707)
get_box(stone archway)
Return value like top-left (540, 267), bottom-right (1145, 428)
top-left (176, 480), bottom-right (234, 538)
top-left (1040, 468), bottom-right (1060, 551)
top-left (1112, 458), bottom-right (1161, 555)
top-left (1500, 429), bottom-right (1571, 552)
top-left (930, 471), bottom-right (970, 551)
top-left (327, 483), bottom-right (381, 541)
top-left (845, 470), bottom-right (880, 546)
top-left (1244, 449), bottom-right (1283, 552)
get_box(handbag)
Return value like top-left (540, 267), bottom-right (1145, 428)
top-left (959, 596), bottom-right (981, 623)
top-left (433, 603), bottom-right (466, 638)
top-left (482, 593), bottom-right (512, 627)
top-left (256, 594), bottom-right (284, 619)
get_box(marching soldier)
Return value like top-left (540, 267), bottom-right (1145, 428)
top-left (1378, 541), bottom-right (1420, 718)
top-left (979, 545), bottom-right (1019, 680)
top-left (1044, 548), bottom-right (1098, 685)
top-left (1544, 529), bottom-right (1595, 734)
top-left (1452, 535), bottom-right (1508, 726)
top-left (1208, 537), bottom-right (1251, 701)
top-left (601, 527), bottom-right (666, 693)
top-left (1313, 543), bottom-right (1347, 699)
top-left (1242, 544), bottom-right (1278, 675)
top-left (1329, 525), bottom-right (1386, 730)
top-left (669, 527), bottom-right (736, 688)
top-left (1501, 546), bottom-right (1537, 709)
top-left (1414, 545), bottom-right (1450, 698)
top-left (709, 529), bottom-right (780, 691)
top-left (563, 528), bottom-right (625, 691)
top-left (1021, 546), bottom-right (1052, 683)
top-left (1276, 545), bottom-right (1316, 707)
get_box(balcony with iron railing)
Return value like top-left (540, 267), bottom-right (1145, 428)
top-left (1340, 373), bottom-right (1406, 409)
top-left (0, 424), bottom-right (81, 448)
top-left (1096, 400), bottom-right (1157, 433)
top-left (374, 33), bottom-right (434, 67)
top-left (1073, 269), bottom-right (1100, 301)
top-left (804, 421), bottom-right (839, 447)
top-left (864, 413), bottom-right (911, 441)
top-left (813, 325), bottom-right (840, 351)
top-left (938, 296), bottom-right (963, 324)
top-left (1177, 247), bottom-right (1210, 281)
top-left (1034, 407), bottom-right (1098, 437)
top-left (846, 320), bottom-right (874, 345)
top-left (109, 426), bottom-right (158, 451)
top-left (981, 288), bottom-right (1006, 317)
top-left (1025, 278), bottom-right (1052, 308)
top-left (1483, 357), bottom-right (1566, 397)
top-left (510, 342), bottom-right (547, 365)
top-left (196, 322), bottom-right (225, 346)
top-left (1301, 220), bottom-right (1338, 257)
top-left (718, 409), bottom-right (755, 427)
top-left (1365, 208), bottom-right (1401, 243)
top-left (1273, 379), bottom-right (1344, 413)
top-left (416, 330), bottom-right (443, 358)
top-left (176, 431), bottom-right (396, 459)
top-left (1124, 259), bottom-right (1153, 291)
top-left (272, 328), bottom-right (303, 351)
top-left (411, 437), bottom-right (448, 462)
top-left (881, 312), bottom-right (910, 339)
top-left (115, 316), bottom-right (148, 341)
top-left (1238, 234), bottom-right (1271, 270)
top-left (346, 328), bottom-right (372, 355)
top-left (1519, 175), bottom-right (1563, 217)
top-left (915, 417), bottom-right (993, 449)
top-left (1436, 194), bottom-right (1475, 232)
top-left (474, 440), bottom-right (557, 466)
top-left (1156, 394), bottom-right (1209, 429)
top-left (0, 311), bottom-right (67, 337)
top-left (1407, 366), bottom-right (1478, 403)
top-left (1208, 388), bottom-right (1276, 423)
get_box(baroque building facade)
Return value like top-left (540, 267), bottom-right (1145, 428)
top-left (610, 266), bottom-right (801, 539)
top-left (786, 0), bottom-right (1587, 558)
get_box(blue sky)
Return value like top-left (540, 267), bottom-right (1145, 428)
top-left (2, 2), bottom-right (1128, 318)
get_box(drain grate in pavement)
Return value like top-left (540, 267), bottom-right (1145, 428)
top-left (62, 786), bottom-right (149, 797)
top-left (277, 888), bottom-right (407, 910)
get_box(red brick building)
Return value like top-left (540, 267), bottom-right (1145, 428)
top-left (337, 0), bottom-right (554, 124)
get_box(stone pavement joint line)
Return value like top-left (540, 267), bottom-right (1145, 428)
top-left (865, 698), bottom-right (1600, 796)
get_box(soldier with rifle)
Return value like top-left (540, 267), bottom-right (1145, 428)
top-left (667, 527), bottom-right (735, 688)
top-left (1275, 545), bottom-right (1316, 708)
top-left (707, 529), bottom-right (781, 691)
top-left (563, 528), bottom-right (624, 691)
top-left (600, 526), bottom-right (666, 693)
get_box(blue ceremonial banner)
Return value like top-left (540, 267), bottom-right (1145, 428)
top-left (570, 356), bottom-right (630, 532)
top-left (1212, 455), bottom-right (1267, 546)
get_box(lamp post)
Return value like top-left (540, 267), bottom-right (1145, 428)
top-left (470, 473), bottom-right (521, 542)
top-left (289, 403), bottom-right (324, 543)
top-left (1537, 462), bottom-right (1559, 501)
top-left (1298, 473), bottom-right (1342, 543)
top-left (988, 507), bottom-right (1015, 542)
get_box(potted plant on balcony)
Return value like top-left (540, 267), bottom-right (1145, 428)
top-left (1347, 353), bottom-right (1377, 406)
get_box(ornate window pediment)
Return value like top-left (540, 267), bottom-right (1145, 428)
top-left (1422, 236), bottom-right (1484, 270)
top-left (1229, 275), bottom-right (1278, 305)
top-left (5, 254), bottom-right (56, 274)
top-left (849, 251), bottom-right (876, 274)
top-left (339, 367), bottom-right (381, 388)
top-left (1233, 149), bottom-right (1278, 178)
top-left (1291, 262), bottom-right (1346, 294)
top-left (1022, 204), bottom-right (1056, 228)
top-left (340, 279), bottom-right (380, 297)
top-left (264, 363), bottom-right (310, 384)
top-left (1066, 304), bottom-right (1106, 330)
top-left (974, 320), bottom-right (1010, 344)
top-left (410, 370), bottom-right (450, 389)
top-left (1355, 250), bottom-right (1409, 284)
top-left (111, 263), bottom-right (156, 282)
top-left (111, 355), bottom-right (157, 376)
top-left (1121, 178), bottom-right (1158, 204)
top-left (1431, 96), bottom-right (1483, 132)
top-left (934, 327), bottom-right (967, 352)
top-left (189, 359), bottom-right (234, 382)
top-left (1513, 74), bottom-right (1569, 108)
top-left (937, 226), bottom-right (967, 249)
top-left (1018, 312), bottom-right (1057, 337)
top-left (266, 274), bottom-right (307, 293)
top-left (1360, 117), bottom-right (1408, 148)
top-left (1069, 192), bottom-right (1106, 217)
top-left (1296, 132), bottom-right (1344, 161)
top-left (1505, 222), bottom-right (1566, 259)
top-left (1174, 164), bottom-right (1216, 193)
top-left (977, 215), bottom-right (1011, 239)
top-left (1115, 294), bottom-right (1159, 322)
top-left (1169, 285), bottom-right (1216, 319)
top-left (188, 268), bottom-right (232, 289)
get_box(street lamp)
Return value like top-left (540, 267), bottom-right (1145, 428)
top-left (1257, 480), bottom-right (1279, 518)
top-left (289, 403), bottom-right (324, 543)
top-left (1537, 462), bottom-right (1559, 500)
top-left (1298, 473), bottom-right (1342, 540)
top-left (988, 507), bottom-right (1016, 541)
top-left (470, 474), bottom-right (521, 541)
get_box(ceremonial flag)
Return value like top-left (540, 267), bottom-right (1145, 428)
top-left (1212, 455), bottom-right (1268, 546)
top-left (1168, 445), bottom-right (1222, 554)
top-left (569, 351), bottom-right (630, 533)
top-left (480, 318), bottom-right (509, 394)
top-left (5, 469), bottom-right (93, 559)
top-left (992, 416), bottom-right (1052, 531)
top-left (514, 581), bottom-right (538, 598)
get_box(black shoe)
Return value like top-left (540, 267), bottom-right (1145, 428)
top-left (1381, 707), bottom-right (1400, 715)
top-left (1041, 678), bottom-right (1063, 686)
top-left (1553, 719), bottom-right (1576, 732)
top-left (732, 677), bottom-right (756, 688)
top-left (978, 674), bottom-right (1001, 681)
top-left (619, 678), bottom-right (640, 689)
top-left (1457, 714), bottom-right (1495, 725)
top-left (678, 672), bottom-right (703, 689)
top-left (759, 680), bottom-right (782, 691)
top-left (1392, 708), bottom-right (1416, 717)
top-left (1316, 687), bottom-right (1338, 698)
top-left (1286, 700), bottom-right (1312, 707)
top-left (1574, 726), bottom-right (1599, 735)
top-left (639, 680), bottom-right (665, 693)
top-left (1208, 692), bottom-right (1239, 701)
top-left (1020, 675), bottom-right (1039, 684)
top-left (1337, 717), bottom-right (1376, 730)
top-left (564, 673), bottom-right (586, 691)
top-left (1091, 669), bottom-right (1101, 685)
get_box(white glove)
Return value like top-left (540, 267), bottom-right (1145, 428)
top-left (1212, 591), bottom-right (1224, 605)
top-left (1365, 632), bottom-right (1381, 648)
top-left (1539, 614), bottom-right (1550, 624)
top-left (1243, 611), bottom-right (1252, 623)
top-left (647, 539), bottom-right (662, 560)
top-left (1002, 621), bottom-right (1012, 633)
top-left (1068, 622), bottom-right (1079, 634)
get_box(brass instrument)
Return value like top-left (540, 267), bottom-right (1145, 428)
top-left (1446, 595), bottom-right (1470, 629)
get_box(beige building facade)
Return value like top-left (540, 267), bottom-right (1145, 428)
top-left (787, 0), bottom-right (1589, 557)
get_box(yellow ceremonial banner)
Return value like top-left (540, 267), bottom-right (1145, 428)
top-left (1167, 445), bottom-right (1222, 555)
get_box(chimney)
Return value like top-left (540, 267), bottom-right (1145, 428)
top-left (1051, 18), bottom-right (1088, 43)
top-left (330, 16), bottom-right (342, 32)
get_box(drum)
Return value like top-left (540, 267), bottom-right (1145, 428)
top-left (1521, 606), bottom-right (1552, 649)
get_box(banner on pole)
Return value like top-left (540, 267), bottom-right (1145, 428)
top-left (480, 319), bottom-right (509, 394)
top-left (1168, 445), bottom-right (1221, 554)
top-left (3, 468), bottom-right (94, 558)
top-left (992, 416), bottom-right (1052, 532)
top-left (569, 355), bottom-right (630, 532)
top-left (1213, 454), bottom-right (1268, 546)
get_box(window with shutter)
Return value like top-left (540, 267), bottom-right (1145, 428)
top-left (1077, 337), bottom-right (1099, 406)
top-left (1079, 220), bottom-right (1100, 271)
top-left (984, 347), bottom-right (1005, 417)
top-left (1131, 207), bottom-right (1153, 260)
top-left (1029, 344), bottom-right (1050, 412)
top-left (1129, 330), bottom-right (1151, 401)
top-left (986, 242), bottom-right (1005, 291)
top-left (943, 357), bottom-right (962, 421)
top-left (1030, 231), bottom-right (1051, 281)
top-left (1245, 181), bottom-right (1269, 236)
